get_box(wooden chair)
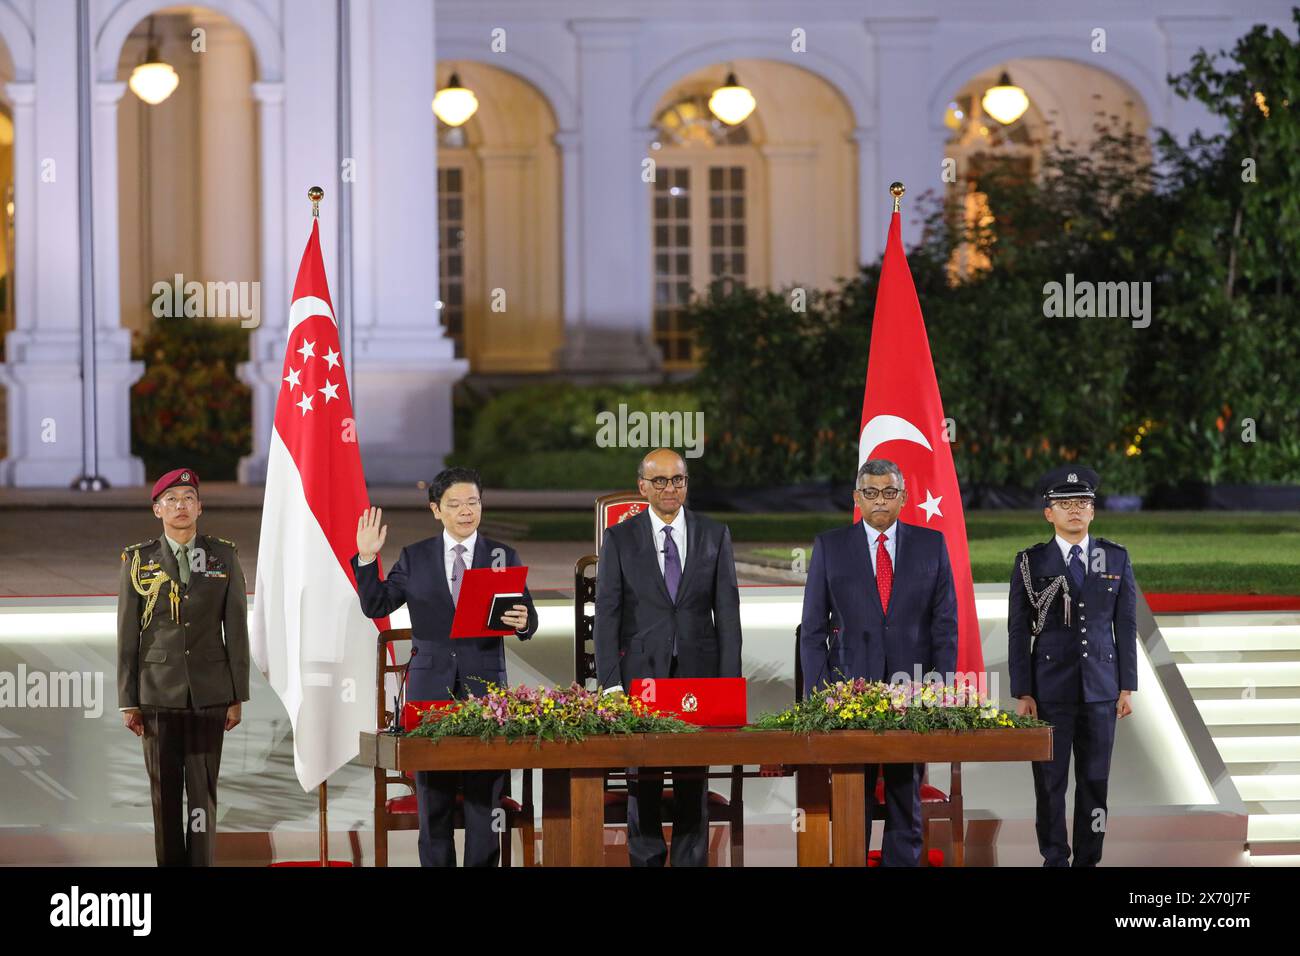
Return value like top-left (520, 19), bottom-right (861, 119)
top-left (576, 554), bottom-right (746, 867)
top-left (373, 627), bottom-right (536, 867)
top-left (793, 624), bottom-right (964, 866)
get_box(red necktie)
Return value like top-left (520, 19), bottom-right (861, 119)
top-left (876, 532), bottom-right (893, 613)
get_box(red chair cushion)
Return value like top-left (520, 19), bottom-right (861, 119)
top-left (873, 780), bottom-right (949, 803)
top-left (868, 848), bottom-right (945, 867)
top-left (385, 793), bottom-right (522, 815)
top-left (386, 795), bottom-right (417, 814)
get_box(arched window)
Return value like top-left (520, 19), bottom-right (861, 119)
top-left (649, 91), bottom-right (763, 369)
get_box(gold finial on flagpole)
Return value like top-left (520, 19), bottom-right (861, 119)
top-left (308, 186), bottom-right (324, 218)
top-left (890, 181), bottom-right (905, 213)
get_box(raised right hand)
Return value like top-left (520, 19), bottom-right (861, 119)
top-left (356, 506), bottom-right (388, 562)
top-left (1016, 695), bottom-right (1038, 718)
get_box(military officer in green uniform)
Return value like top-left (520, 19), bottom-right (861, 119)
top-left (117, 468), bottom-right (250, 866)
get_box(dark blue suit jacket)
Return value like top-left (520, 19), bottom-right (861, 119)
top-left (351, 534), bottom-right (538, 701)
top-left (800, 520), bottom-right (958, 696)
top-left (1007, 536), bottom-right (1138, 703)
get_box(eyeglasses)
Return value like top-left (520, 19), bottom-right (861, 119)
top-left (1051, 498), bottom-right (1093, 512)
top-left (856, 487), bottom-right (901, 501)
top-left (644, 475), bottom-right (688, 490)
top-left (443, 498), bottom-right (481, 510)
top-left (158, 496), bottom-right (197, 509)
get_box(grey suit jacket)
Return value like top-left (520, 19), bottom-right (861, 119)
top-left (593, 508), bottom-right (742, 688)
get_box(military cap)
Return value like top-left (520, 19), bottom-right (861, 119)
top-left (1035, 464), bottom-right (1100, 505)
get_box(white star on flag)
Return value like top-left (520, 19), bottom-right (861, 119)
top-left (251, 215), bottom-right (387, 794)
top-left (918, 489), bottom-right (943, 522)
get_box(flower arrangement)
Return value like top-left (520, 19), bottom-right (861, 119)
top-left (752, 679), bottom-right (1045, 733)
top-left (407, 682), bottom-right (699, 743)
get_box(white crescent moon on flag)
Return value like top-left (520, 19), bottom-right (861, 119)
top-left (859, 413), bottom-right (933, 464)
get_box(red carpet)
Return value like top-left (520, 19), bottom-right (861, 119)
top-left (1145, 593), bottom-right (1300, 613)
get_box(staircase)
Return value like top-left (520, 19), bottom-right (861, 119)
top-left (1162, 612), bottom-right (1300, 862)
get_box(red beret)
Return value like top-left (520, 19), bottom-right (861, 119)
top-left (152, 468), bottom-right (200, 501)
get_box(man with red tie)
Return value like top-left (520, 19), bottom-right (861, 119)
top-left (799, 458), bottom-right (958, 865)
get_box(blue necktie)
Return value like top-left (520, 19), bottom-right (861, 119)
top-left (1067, 543), bottom-right (1085, 592)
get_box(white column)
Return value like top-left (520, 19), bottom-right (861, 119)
top-left (195, 12), bottom-right (258, 288)
top-left (236, 80), bottom-right (286, 484)
top-left (852, 126), bottom-right (881, 263)
top-left (554, 128), bottom-right (582, 340)
top-left (343, 0), bottom-right (467, 482)
top-left (90, 80), bottom-right (144, 485)
top-left (475, 145), bottom-right (532, 370)
top-left (867, 17), bottom-right (939, 249)
top-left (556, 19), bottom-right (659, 374)
top-left (763, 143), bottom-right (819, 287)
top-left (0, 0), bottom-right (141, 486)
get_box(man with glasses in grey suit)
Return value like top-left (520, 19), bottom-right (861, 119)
top-left (594, 448), bottom-right (743, 866)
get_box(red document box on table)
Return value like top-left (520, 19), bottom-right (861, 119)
top-left (629, 677), bottom-right (747, 727)
top-left (402, 699), bottom-right (458, 731)
top-left (448, 565), bottom-right (529, 638)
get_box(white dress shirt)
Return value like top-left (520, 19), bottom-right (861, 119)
top-left (648, 507), bottom-right (687, 575)
top-left (864, 519), bottom-right (898, 577)
top-left (442, 529), bottom-right (477, 597)
top-left (1055, 533), bottom-right (1090, 575)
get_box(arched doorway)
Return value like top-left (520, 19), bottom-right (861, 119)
top-left (941, 58), bottom-right (1151, 276)
top-left (111, 5), bottom-right (263, 480)
top-left (435, 62), bottom-right (562, 376)
top-left (646, 59), bottom-right (857, 369)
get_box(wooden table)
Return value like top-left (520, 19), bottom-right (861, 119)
top-left (359, 727), bottom-right (1052, 866)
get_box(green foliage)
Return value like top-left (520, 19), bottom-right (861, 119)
top-left (683, 279), bottom-right (871, 488)
top-left (407, 682), bottom-right (697, 743)
top-left (130, 318), bottom-right (252, 480)
top-left (751, 679), bottom-right (1045, 733)
top-left (453, 382), bottom-right (700, 489)
top-left (683, 12), bottom-right (1300, 494)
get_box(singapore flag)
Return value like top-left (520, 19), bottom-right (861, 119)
top-left (856, 207), bottom-right (984, 677)
top-left (250, 217), bottom-right (388, 791)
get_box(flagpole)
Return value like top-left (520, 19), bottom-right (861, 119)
top-left (319, 780), bottom-right (329, 866)
top-left (310, 184), bottom-right (328, 868)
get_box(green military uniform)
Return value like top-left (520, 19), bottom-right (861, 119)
top-left (118, 529), bottom-right (249, 866)
top-left (118, 532), bottom-right (250, 710)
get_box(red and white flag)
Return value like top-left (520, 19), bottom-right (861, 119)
top-left (856, 209), bottom-right (985, 678)
top-left (250, 218), bottom-right (387, 791)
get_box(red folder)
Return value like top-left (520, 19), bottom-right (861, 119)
top-left (628, 677), bottom-right (747, 727)
top-left (449, 565), bottom-right (529, 638)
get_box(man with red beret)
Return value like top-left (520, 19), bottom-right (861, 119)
top-left (117, 468), bottom-right (250, 866)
